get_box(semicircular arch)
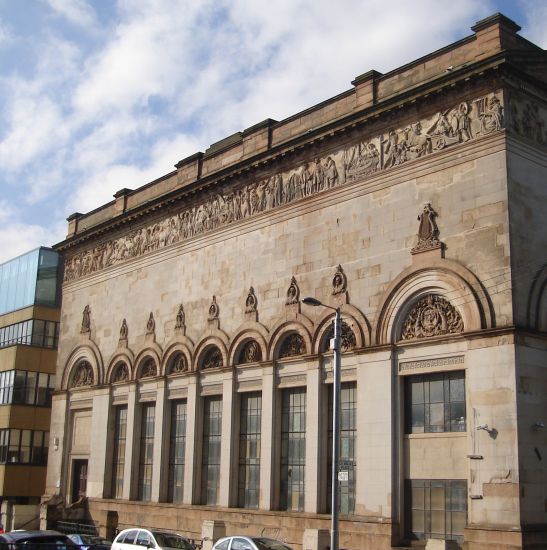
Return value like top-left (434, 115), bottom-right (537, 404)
top-left (61, 342), bottom-right (104, 390)
top-left (268, 321), bottom-right (313, 361)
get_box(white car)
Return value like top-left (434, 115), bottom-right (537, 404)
top-left (112, 529), bottom-right (195, 550)
top-left (211, 537), bottom-right (293, 550)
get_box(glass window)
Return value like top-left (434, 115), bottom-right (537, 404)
top-left (121, 531), bottom-right (138, 544)
top-left (20, 430), bottom-right (31, 462)
top-left (8, 429), bottom-right (20, 463)
top-left (232, 539), bottom-right (253, 550)
top-left (405, 371), bottom-right (466, 434)
top-left (112, 406), bottom-right (127, 498)
top-left (25, 371), bottom-right (37, 404)
top-left (138, 404), bottom-right (155, 501)
top-left (280, 387), bottom-right (306, 511)
top-left (32, 431), bottom-right (44, 464)
top-left (201, 396), bottom-right (222, 505)
top-left (0, 430), bottom-right (8, 462)
top-left (36, 248), bottom-right (60, 307)
top-left (135, 531), bottom-right (151, 547)
top-left (238, 392), bottom-right (261, 509)
top-left (407, 479), bottom-right (467, 543)
top-left (168, 400), bottom-right (187, 503)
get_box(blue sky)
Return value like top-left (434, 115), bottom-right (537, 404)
top-left (0, 0), bottom-right (545, 263)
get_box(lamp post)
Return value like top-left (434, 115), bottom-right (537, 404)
top-left (302, 297), bottom-right (341, 550)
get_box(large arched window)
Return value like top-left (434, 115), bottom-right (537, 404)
top-left (70, 360), bottom-right (94, 388)
top-left (201, 346), bottom-right (223, 370)
top-left (278, 333), bottom-right (306, 359)
top-left (237, 340), bottom-right (262, 364)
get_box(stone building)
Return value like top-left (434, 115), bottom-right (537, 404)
top-left (43, 13), bottom-right (547, 550)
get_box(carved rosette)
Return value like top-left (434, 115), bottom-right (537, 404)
top-left (139, 358), bottom-right (157, 378)
top-left (208, 296), bottom-right (219, 321)
top-left (285, 277), bottom-right (300, 306)
top-left (202, 346), bottom-right (223, 370)
top-left (401, 294), bottom-right (464, 340)
top-left (238, 340), bottom-right (262, 364)
top-left (245, 287), bottom-right (258, 314)
top-left (112, 362), bottom-right (129, 383)
top-left (168, 352), bottom-right (188, 374)
top-left (412, 203), bottom-right (441, 254)
top-left (80, 305), bottom-right (91, 334)
top-left (71, 360), bottom-right (94, 388)
top-left (279, 333), bottom-right (306, 358)
top-left (175, 304), bottom-right (185, 329)
top-left (332, 265), bottom-right (347, 295)
top-left (323, 321), bottom-right (357, 352)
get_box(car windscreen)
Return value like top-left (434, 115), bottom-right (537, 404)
top-left (151, 533), bottom-right (193, 550)
top-left (251, 538), bottom-right (292, 550)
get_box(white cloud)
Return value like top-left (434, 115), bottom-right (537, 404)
top-left (44, 0), bottom-right (97, 29)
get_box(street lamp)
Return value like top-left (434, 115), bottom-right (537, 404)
top-left (302, 297), bottom-right (341, 550)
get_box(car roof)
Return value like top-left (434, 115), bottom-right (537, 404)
top-left (1, 530), bottom-right (68, 542)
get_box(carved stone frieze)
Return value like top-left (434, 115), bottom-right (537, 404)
top-left (202, 346), bottom-right (223, 370)
top-left (80, 305), bottom-right (91, 333)
top-left (238, 340), bottom-right (262, 364)
top-left (322, 321), bottom-right (357, 352)
top-left (71, 360), bottom-right (94, 388)
top-left (139, 358), bottom-right (157, 378)
top-left (509, 94), bottom-right (546, 144)
top-left (412, 203), bottom-right (441, 254)
top-left (168, 352), bottom-right (188, 374)
top-left (112, 362), bottom-right (129, 383)
top-left (278, 333), bottom-right (306, 358)
top-left (63, 92), bottom-right (504, 282)
top-left (401, 294), bottom-right (464, 340)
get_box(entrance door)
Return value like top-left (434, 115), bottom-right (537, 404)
top-left (72, 459), bottom-right (88, 502)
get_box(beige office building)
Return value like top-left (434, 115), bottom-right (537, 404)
top-left (43, 13), bottom-right (547, 550)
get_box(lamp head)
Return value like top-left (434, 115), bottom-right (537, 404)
top-left (302, 297), bottom-right (323, 307)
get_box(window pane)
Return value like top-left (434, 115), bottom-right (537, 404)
top-left (138, 404), bottom-right (155, 501)
top-left (238, 392), bottom-right (261, 508)
top-left (168, 400), bottom-right (186, 503)
top-left (201, 396), bottom-right (222, 505)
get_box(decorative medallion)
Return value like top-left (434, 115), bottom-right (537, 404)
top-left (238, 340), bottom-right (262, 364)
top-left (412, 203), bottom-right (441, 253)
top-left (146, 312), bottom-right (155, 334)
top-left (168, 352), bottom-right (188, 374)
top-left (332, 265), bottom-right (347, 295)
top-left (119, 319), bottom-right (128, 341)
top-left (202, 346), bottom-right (223, 370)
top-left (401, 294), bottom-right (464, 340)
top-left (323, 321), bottom-right (357, 352)
top-left (245, 287), bottom-right (258, 314)
top-left (112, 362), bottom-right (129, 383)
top-left (279, 333), bottom-right (306, 358)
top-left (285, 276), bottom-right (300, 305)
top-left (175, 304), bottom-right (185, 329)
top-left (72, 360), bottom-right (94, 388)
top-left (208, 296), bottom-right (219, 321)
top-left (139, 358), bottom-right (157, 378)
top-left (80, 305), bottom-right (91, 333)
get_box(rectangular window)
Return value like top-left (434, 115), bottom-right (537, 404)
top-left (280, 387), bottom-right (306, 511)
top-left (405, 371), bottom-right (466, 434)
top-left (327, 382), bottom-right (356, 515)
top-left (238, 392), bottom-right (261, 508)
top-left (8, 429), bottom-right (20, 463)
top-left (112, 406), bottom-right (127, 498)
top-left (168, 400), bottom-right (187, 503)
top-left (407, 479), bottom-right (467, 543)
top-left (138, 403), bottom-right (155, 501)
top-left (201, 396), bottom-right (222, 505)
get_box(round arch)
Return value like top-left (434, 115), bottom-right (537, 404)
top-left (162, 343), bottom-right (193, 376)
top-left (269, 321), bottom-right (313, 361)
top-left (61, 343), bottom-right (104, 390)
top-left (106, 349), bottom-right (135, 384)
top-left (134, 348), bottom-right (161, 379)
top-left (194, 336), bottom-right (229, 371)
top-left (229, 321), bottom-right (269, 366)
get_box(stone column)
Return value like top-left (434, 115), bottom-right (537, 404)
top-left (151, 379), bottom-right (167, 501)
top-left (259, 365), bottom-right (275, 510)
top-left (123, 383), bottom-right (138, 500)
top-left (305, 364), bottom-right (321, 513)
top-left (87, 387), bottom-right (111, 498)
top-left (184, 374), bottom-right (199, 504)
top-left (219, 371), bottom-right (235, 507)
top-left (201, 520), bottom-right (225, 550)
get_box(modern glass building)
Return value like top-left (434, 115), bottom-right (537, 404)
top-left (0, 248), bottom-right (60, 530)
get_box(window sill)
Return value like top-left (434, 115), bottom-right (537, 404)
top-left (405, 431), bottom-right (467, 439)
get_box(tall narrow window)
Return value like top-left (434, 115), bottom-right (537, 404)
top-left (138, 403), bottom-right (155, 501)
top-left (238, 392), bottom-right (261, 508)
top-left (168, 400), bottom-right (187, 502)
top-left (280, 387), bottom-right (306, 511)
top-left (111, 406), bottom-right (127, 498)
top-left (327, 382), bottom-right (356, 514)
top-left (201, 396), bottom-right (222, 505)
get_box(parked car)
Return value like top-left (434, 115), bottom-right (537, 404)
top-left (211, 537), bottom-right (293, 550)
top-left (112, 529), bottom-right (195, 550)
top-left (0, 530), bottom-right (78, 549)
top-left (68, 534), bottom-right (112, 550)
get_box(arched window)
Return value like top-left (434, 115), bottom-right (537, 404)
top-left (138, 357), bottom-right (157, 378)
top-left (111, 362), bottom-right (129, 383)
top-left (278, 333), bottom-right (306, 359)
top-left (71, 360), bottom-right (94, 388)
top-left (320, 321), bottom-right (357, 353)
top-left (167, 352), bottom-right (188, 375)
top-left (201, 346), bottom-right (223, 370)
top-left (237, 340), bottom-right (262, 364)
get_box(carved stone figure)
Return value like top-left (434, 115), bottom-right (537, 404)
top-left (401, 294), bottom-right (464, 340)
top-left (478, 96), bottom-right (503, 134)
top-left (208, 296), bottom-right (219, 321)
top-left (279, 333), bottom-right (306, 358)
top-left (332, 264), bottom-right (347, 295)
top-left (112, 362), bottom-right (129, 383)
top-left (239, 340), bottom-right (262, 363)
top-left (175, 304), bottom-right (185, 329)
top-left (202, 346), bottom-right (223, 370)
top-left (245, 287), bottom-right (258, 313)
top-left (146, 312), bottom-right (155, 334)
top-left (72, 360), bottom-right (94, 388)
top-left (119, 319), bottom-right (128, 340)
top-left (80, 305), bottom-right (91, 333)
top-left (169, 352), bottom-right (188, 374)
top-left (412, 203), bottom-right (441, 253)
top-left (286, 276), bottom-right (300, 305)
top-left (323, 321), bottom-right (357, 352)
top-left (139, 358), bottom-right (157, 378)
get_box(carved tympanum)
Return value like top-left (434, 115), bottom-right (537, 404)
top-left (201, 346), bottom-right (223, 370)
top-left (245, 287), bottom-right (258, 313)
top-left (208, 296), bottom-right (219, 321)
top-left (412, 203), bottom-right (441, 253)
top-left (322, 321), bottom-right (357, 352)
top-left (175, 304), bottom-right (185, 329)
top-left (286, 277), bottom-right (300, 305)
top-left (112, 362), bottom-right (129, 383)
top-left (238, 340), bottom-right (262, 364)
top-left (278, 333), bottom-right (306, 358)
top-left (146, 312), bottom-right (155, 334)
top-left (71, 360), bottom-right (94, 388)
top-left (80, 305), bottom-right (91, 333)
top-left (139, 358), bottom-right (157, 378)
top-left (168, 352), bottom-right (188, 374)
top-left (332, 265), bottom-right (347, 295)
top-left (401, 294), bottom-right (464, 340)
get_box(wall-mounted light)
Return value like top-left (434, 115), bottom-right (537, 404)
top-left (532, 421), bottom-right (545, 431)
